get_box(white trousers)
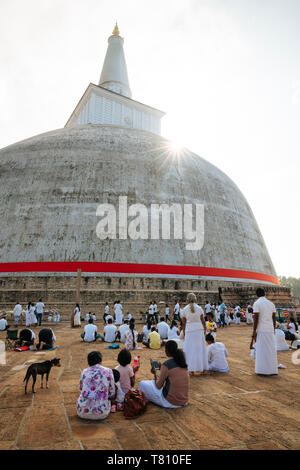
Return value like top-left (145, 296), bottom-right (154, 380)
top-left (139, 380), bottom-right (181, 408)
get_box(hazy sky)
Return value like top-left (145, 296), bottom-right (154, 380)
top-left (1, 0), bottom-right (299, 277)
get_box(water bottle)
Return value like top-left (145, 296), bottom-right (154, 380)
top-left (133, 356), bottom-right (140, 374)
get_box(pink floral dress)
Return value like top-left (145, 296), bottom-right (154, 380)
top-left (124, 329), bottom-right (140, 350)
top-left (77, 364), bottom-right (115, 420)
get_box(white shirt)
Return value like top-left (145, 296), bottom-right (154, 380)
top-left (182, 304), bottom-right (204, 331)
top-left (24, 329), bottom-right (35, 340)
top-left (105, 315), bottom-right (113, 324)
top-left (14, 304), bottom-right (22, 316)
top-left (85, 314), bottom-right (90, 322)
top-left (174, 303), bottom-right (180, 314)
top-left (143, 325), bottom-right (151, 342)
top-left (253, 297), bottom-right (276, 333)
top-left (207, 342), bottom-right (229, 370)
top-left (153, 304), bottom-right (158, 313)
top-left (205, 303), bottom-right (211, 313)
top-left (235, 306), bottom-right (240, 314)
top-left (168, 326), bottom-right (179, 340)
top-left (105, 305), bottom-right (109, 314)
top-left (83, 324), bottom-right (98, 342)
top-left (35, 302), bottom-right (45, 314)
top-left (288, 322), bottom-right (296, 334)
top-left (104, 324), bottom-right (117, 342)
top-left (49, 328), bottom-right (56, 341)
top-left (119, 324), bottom-right (130, 342)
top-left (148, 305), bottom-right (154, 315)
top-left (165, 307), bottom-right (170, 316)
top-left (157, 321), bottom-right (169, 339)
top-left (0, 319), bottom-right (8, 330)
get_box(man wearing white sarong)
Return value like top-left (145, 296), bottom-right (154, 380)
top-left (182, 293), bottom-right (208, 375)
top-left (251, 288), bottom-right (278, 375)
top-left (114, 301), bottom-right (123, 325)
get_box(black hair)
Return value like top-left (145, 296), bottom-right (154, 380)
top-left (129, 322), bottom-right (136, 348)
top-left (151, 326), bottom-right (156, 332)
top-left (113, 369), bottom-right (120, 383)
top-left (256, 288), bottom-right (265, 297)
top-left (117, 348), bottom-right (132, 366)
top-left (87, 351), bottom-right (102, 366)
top-left (165, 341), bottom-right (187, 369)
top-left (160, 317), bottom-right (165, 322)
top-left (205, 333), bottom-right (215, 343)
top-left (108, 318), bottom-right (113, 324)
top-left (170, 320), bottom-right (177, 329)
top-left (88, 318), bottom-right (94, 324)
top-left (146, 320), bottom-right (152, 330)
top-left (124, 320), bottom-right (129, 324)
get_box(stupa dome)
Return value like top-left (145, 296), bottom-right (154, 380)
top-left (0, 124), bottom-right (277, 284)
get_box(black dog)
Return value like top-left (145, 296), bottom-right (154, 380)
top-left (24, 358), bottom-right (61, 394)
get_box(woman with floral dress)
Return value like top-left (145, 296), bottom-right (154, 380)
top-left (77, 351), bottom-right (115, 420)
top-left (124, 322), bottom-right (142, 350)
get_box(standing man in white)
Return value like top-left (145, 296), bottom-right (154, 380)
top-left (174, 301), bottom-right (180, 321)
top-left (251, 288), bottom-right (278, 376)
top-left (13, 302), bottom-right (23, 326)
top-left (35, 299), bottom-right (45, 326)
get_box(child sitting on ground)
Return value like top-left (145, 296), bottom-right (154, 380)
top-left (206, 313), bottom-right (217, 340)
top-left (115, 349), bottom-right (139, 395)
top-left (110, 369), bottom-right (125, 412)
top-left (206, 333), bottom-right (229, 373)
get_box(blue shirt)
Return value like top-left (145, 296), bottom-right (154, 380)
top-left (220, 303), bottom-right (226, 314)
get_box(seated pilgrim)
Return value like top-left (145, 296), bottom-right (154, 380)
top-left (139, 340), bottom-right (189, 408)
top-left (205, 333), bottom-right (229, 373)
top-left (81, 318), bottom-right (103, 343)
top-left (104, 318), bottom-right (118, 343)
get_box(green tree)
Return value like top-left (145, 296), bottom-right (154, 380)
top-left (279, 276), bottom-right (300, 297)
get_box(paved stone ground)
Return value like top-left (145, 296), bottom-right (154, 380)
top-left (0, 321), bottom-right (299, 450)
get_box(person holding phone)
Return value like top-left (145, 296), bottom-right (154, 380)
top-left (138, 340), bottom-right (189, 408)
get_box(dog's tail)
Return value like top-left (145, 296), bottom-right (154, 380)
top-left (23, 369), bottom-right (31, 382)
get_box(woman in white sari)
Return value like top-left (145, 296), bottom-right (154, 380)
top-left (182, 293), bottom-right (208, 375)
top-left (26, 302), bottom-right (37, 327)
top-left (114, 301), bottom-right (123, 325)
top-left (73, 304), bottom-right (81, 327)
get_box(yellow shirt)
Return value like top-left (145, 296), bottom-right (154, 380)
top-left (207, 321), bottom-right (215, 331)
top-left (148, 331), bottom-right (161, 349)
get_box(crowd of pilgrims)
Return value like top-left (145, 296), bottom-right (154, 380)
top-left (1, 290), bottom-right (299, 420)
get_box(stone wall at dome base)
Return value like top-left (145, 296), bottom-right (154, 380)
top-left (0, 274), bottom-right (293, 320)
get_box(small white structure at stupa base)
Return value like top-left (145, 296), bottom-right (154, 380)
top-left (65, 23), bottom-right (165, 135)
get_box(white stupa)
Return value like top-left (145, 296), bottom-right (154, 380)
top-left (0, 23), bottom-right (278, 286)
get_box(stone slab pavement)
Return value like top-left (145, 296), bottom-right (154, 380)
top-left (0, 321), bottom-right (299, 450)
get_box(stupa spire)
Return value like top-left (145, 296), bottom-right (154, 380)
top-left (99, 23), bottom-right (132, 98)
top-left (112, 22), bottom-right (120, 36)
